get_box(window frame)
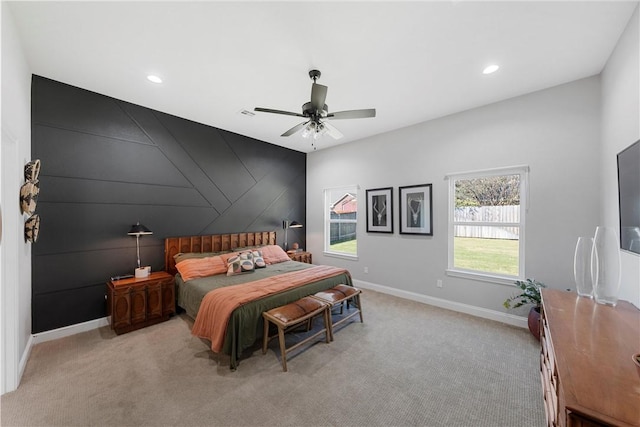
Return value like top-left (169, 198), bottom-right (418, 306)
top-left (446, 165), bottom-right (529, 285)
top-left (324, 185), bottom-right (359, 260)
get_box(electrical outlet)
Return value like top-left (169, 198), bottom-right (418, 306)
top-left (364, 266), bottom-right (369, 274)
top-left (437, 279), bottom-right (443, 288)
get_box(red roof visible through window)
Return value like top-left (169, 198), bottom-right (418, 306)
top-left (332, 193), bottom-right (357, 214)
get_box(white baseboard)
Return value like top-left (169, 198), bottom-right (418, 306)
top-left (352, 279), bottom-right (528, 329)
top-left (31, 317), bottom-right (109, 345)
top-left (17, 335), bottom-right (33, 386)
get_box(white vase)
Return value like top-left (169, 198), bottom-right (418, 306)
top-left (573, 236), bottom-right (593, 298)
top-left (591, 226), bottom-right (621, 306)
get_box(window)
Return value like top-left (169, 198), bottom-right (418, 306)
top-left (447, 166), bottom-right (528, 283)
top-left (324, 185), bottom-right (358, 257)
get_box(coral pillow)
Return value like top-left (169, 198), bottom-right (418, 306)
top-left (261, 245), bottom-right (291, 265)
top-left (175, 256), bottom-right (227, 281)
top-left (219, 252), bottom-right (240, 264)
top-left (173, 251), bottom-right (228, 264)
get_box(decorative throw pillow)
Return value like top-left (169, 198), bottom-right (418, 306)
top-left (175, 256), bottom-right (227, 281)
top-left (252, 250), bottom-right (266, 268)
top-left (226, 251), bottom-right (255, 276)
top-left (261, 245), bottom-right (291, 265)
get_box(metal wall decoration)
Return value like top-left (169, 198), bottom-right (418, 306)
top-left (24, 159), bottom-right (41, 182)
top-left (25, 214), bottom-right (41, 243)
top-left (20, 180), bottom-right (39, 215)
top-left (22, 159), bottom-right (42, 243)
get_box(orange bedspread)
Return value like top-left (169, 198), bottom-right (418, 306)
top-left (191, 265), bottom-right (348, 352)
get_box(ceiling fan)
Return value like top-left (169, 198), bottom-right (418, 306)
top-left (254, 70), bottom-right (376, 142)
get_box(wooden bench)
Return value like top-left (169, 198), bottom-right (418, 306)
top-left (312, 284), bottom-right (363, 341)
top-left (262, 296), bottom-right (331, 371)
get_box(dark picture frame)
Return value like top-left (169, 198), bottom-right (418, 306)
top-left (366, 187), bottom-right (393, 233)
top-left (399, 184), bottom-right (433, 235)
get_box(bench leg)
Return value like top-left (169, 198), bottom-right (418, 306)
top-left (323, 307), bottom-right (332, 342)
top-left (262, 317), bottom-right (269, 354)
top-left (355, 295), bottom-right (364, 323)
top-left (278, 326), bottom-right (288, 372)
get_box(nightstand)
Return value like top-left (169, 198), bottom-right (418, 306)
top-left (106, 271), bottom-right (175, 335)
top-left (288, 251), bottom-right (312, 264)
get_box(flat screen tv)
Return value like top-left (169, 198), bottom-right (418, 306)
top-left (617, 139), bottom-right (640, 255)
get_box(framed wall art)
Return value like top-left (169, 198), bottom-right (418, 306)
top-left (399, 183), bottom-right (433, 235)
top-left (366, 187), bottom-right (393, 233)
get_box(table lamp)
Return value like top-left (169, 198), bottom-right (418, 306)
top-left (128, 222), bottom-right (153, 278)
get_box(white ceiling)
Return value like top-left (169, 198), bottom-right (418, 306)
top-left (8, 1), bottom-right (638, 153)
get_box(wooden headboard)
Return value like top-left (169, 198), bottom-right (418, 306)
top-left (164, 231), bottom-right (276, 275)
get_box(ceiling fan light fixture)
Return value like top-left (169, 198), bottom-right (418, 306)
top-left (314, 122), bottom-right (327, 140)
top-left (301, 121), bottom-right (317, 138)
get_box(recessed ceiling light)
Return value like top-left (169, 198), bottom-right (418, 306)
top-left (483, 64), bottom-right (500, 75)
top-left (147, 75), bottom-right (163, 84)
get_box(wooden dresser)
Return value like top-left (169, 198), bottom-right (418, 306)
top-left (540, 289), bottom-right (640, 427)
top-left (107, 271), bottom-right (175, 335)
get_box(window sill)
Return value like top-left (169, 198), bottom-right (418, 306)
top-left (323, 251), bottom-right (358, 262)
top-left (446, 269), bottom-right (520, 286)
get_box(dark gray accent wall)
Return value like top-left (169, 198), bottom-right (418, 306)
top-left (31, 76), bottom-right (306, 333)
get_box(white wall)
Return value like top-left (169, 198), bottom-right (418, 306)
top-left (601, 5), bottom-right (640, 308)
top-left (307, 76), bottom-right (602, 317)
top-left (1, 3), bottom-right (33, 394)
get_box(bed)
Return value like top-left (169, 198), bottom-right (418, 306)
top-left (164, 232), bottom-right (353, 370)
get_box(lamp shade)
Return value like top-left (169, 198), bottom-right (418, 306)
top-left (283, 220), bottom-right (303, 229)
top-left (128, 222), bottom-right (153, 236)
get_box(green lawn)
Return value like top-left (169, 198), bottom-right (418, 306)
top-left (454, 237), bottom-right (519, 276)
top-left (327, 237), bottom-right (516, 274)
top-left (329, 239), bottom-right (357, 255)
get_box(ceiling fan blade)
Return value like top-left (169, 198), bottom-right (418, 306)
top-left (254, 107), bottom-right (305, 118)
top-left (281, 121), bottom-right (309, 137)
top-left (310, 83), bottom-right (328, 111)
top-left (323, 121), bottom-right (344, 140)
top-left (326, 108), bottom-right (376, 120)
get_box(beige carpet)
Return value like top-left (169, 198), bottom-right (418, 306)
top-left (1, 290), bottom-right (545, 427)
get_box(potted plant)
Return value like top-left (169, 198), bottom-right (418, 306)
top-left (503, 278), bottom-right (546, 341)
